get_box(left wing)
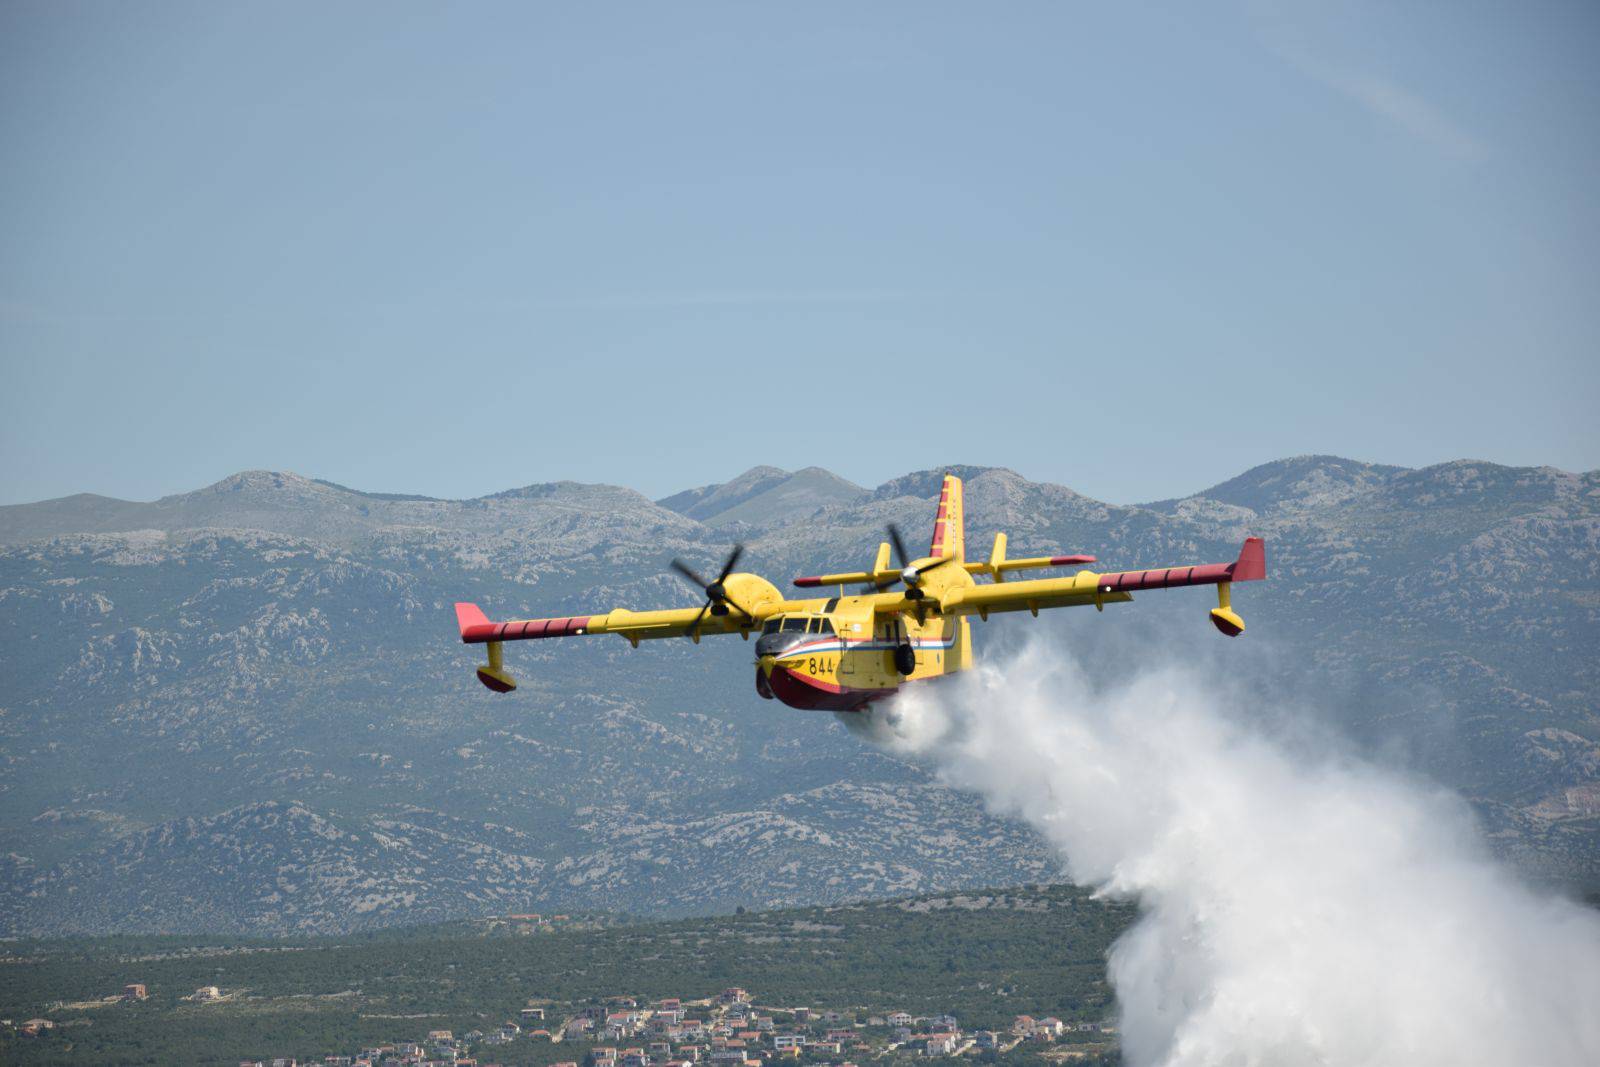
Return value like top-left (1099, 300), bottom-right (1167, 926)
top-left (935, 537), bottom-right (1267, 635)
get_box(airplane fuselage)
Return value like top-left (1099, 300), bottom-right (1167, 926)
top-left (752, 597), bottom-right (973, 711)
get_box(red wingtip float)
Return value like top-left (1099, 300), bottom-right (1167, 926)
top-left (452, 474), bottom-right (1268, 710)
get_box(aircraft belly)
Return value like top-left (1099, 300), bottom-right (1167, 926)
top-left (766, 659), bottom-right (894, 711)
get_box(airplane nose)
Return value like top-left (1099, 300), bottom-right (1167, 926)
top-left (755, 631), bottom-right (803, 659)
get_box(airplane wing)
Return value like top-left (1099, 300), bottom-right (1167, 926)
top-left (455, 600), bottom-right (769, 649)
top-left (932, 537), bottom-right (1267, 635)
top-left (454, 595), bottom-right (793, 693)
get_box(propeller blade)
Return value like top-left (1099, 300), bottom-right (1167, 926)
top-left (716, 544), bottom-right (745, 583)
top-left (675, 544), bottom-right (751, 621)
top-left (670, 558), bottom-right (710, 591)
top-left (712, 544), bottom-right (750, 615)
top-left (869, 525), bottom-right (914, 590)
top-left (887, 524), bottom-right (911, 571)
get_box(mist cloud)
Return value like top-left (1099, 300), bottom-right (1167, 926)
top-left (862, 643), bottom-right (1600, 1066)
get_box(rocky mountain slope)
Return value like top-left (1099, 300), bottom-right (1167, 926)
top-left (657, 466), bottom-right (865, 527)
top-left (0, 458), bottom-right (1595, 935)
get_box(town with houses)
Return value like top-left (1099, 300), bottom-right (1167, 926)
top-left (10, 981), bottom-right (1117, 1065)
top-left (226, 986), bottom-right (1115, 1067)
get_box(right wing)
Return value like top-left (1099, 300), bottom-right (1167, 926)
top-left (454, 595), bottom-right (795, 693)
top-left (454, 600), bottom-right (767, 648)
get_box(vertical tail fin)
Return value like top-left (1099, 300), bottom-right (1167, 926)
top-left (929, 473), bottom-right (965, 562)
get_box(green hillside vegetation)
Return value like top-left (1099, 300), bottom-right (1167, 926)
top-left (0, 885), bottom-right (1132, 1066)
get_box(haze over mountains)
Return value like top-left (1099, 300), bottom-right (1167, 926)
top-left (1, 456), bottom-right (1595, 936)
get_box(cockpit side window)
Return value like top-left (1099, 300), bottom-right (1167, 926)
top-left (782, 617), bottom-right (807, 632)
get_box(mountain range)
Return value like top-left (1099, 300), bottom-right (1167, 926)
top-left (1, 456), bottom-right (1595, 936)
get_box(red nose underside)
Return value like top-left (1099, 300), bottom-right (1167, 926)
top-left (764, 664), bottom-right (891, 712)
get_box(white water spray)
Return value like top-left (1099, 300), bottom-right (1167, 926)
top-left (862, 642), bottom-right (1600, 1067)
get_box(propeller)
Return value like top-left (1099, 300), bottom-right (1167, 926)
top-left (671, 544), bottom-right (751, 631)
top-left (877, 522), bottom-right (956, 596)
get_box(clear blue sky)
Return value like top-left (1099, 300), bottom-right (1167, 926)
top-left (3, 1), bottom-right (1597, 505)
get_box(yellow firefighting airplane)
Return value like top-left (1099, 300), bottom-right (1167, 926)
top-left (454, 474), bottom-right (1267, 711)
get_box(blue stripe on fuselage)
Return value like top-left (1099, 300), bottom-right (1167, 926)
top-left (773, 633), bottom-right (957, 661)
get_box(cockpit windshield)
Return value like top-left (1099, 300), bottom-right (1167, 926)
top-left (761, 615), bottom-right (830, 635)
